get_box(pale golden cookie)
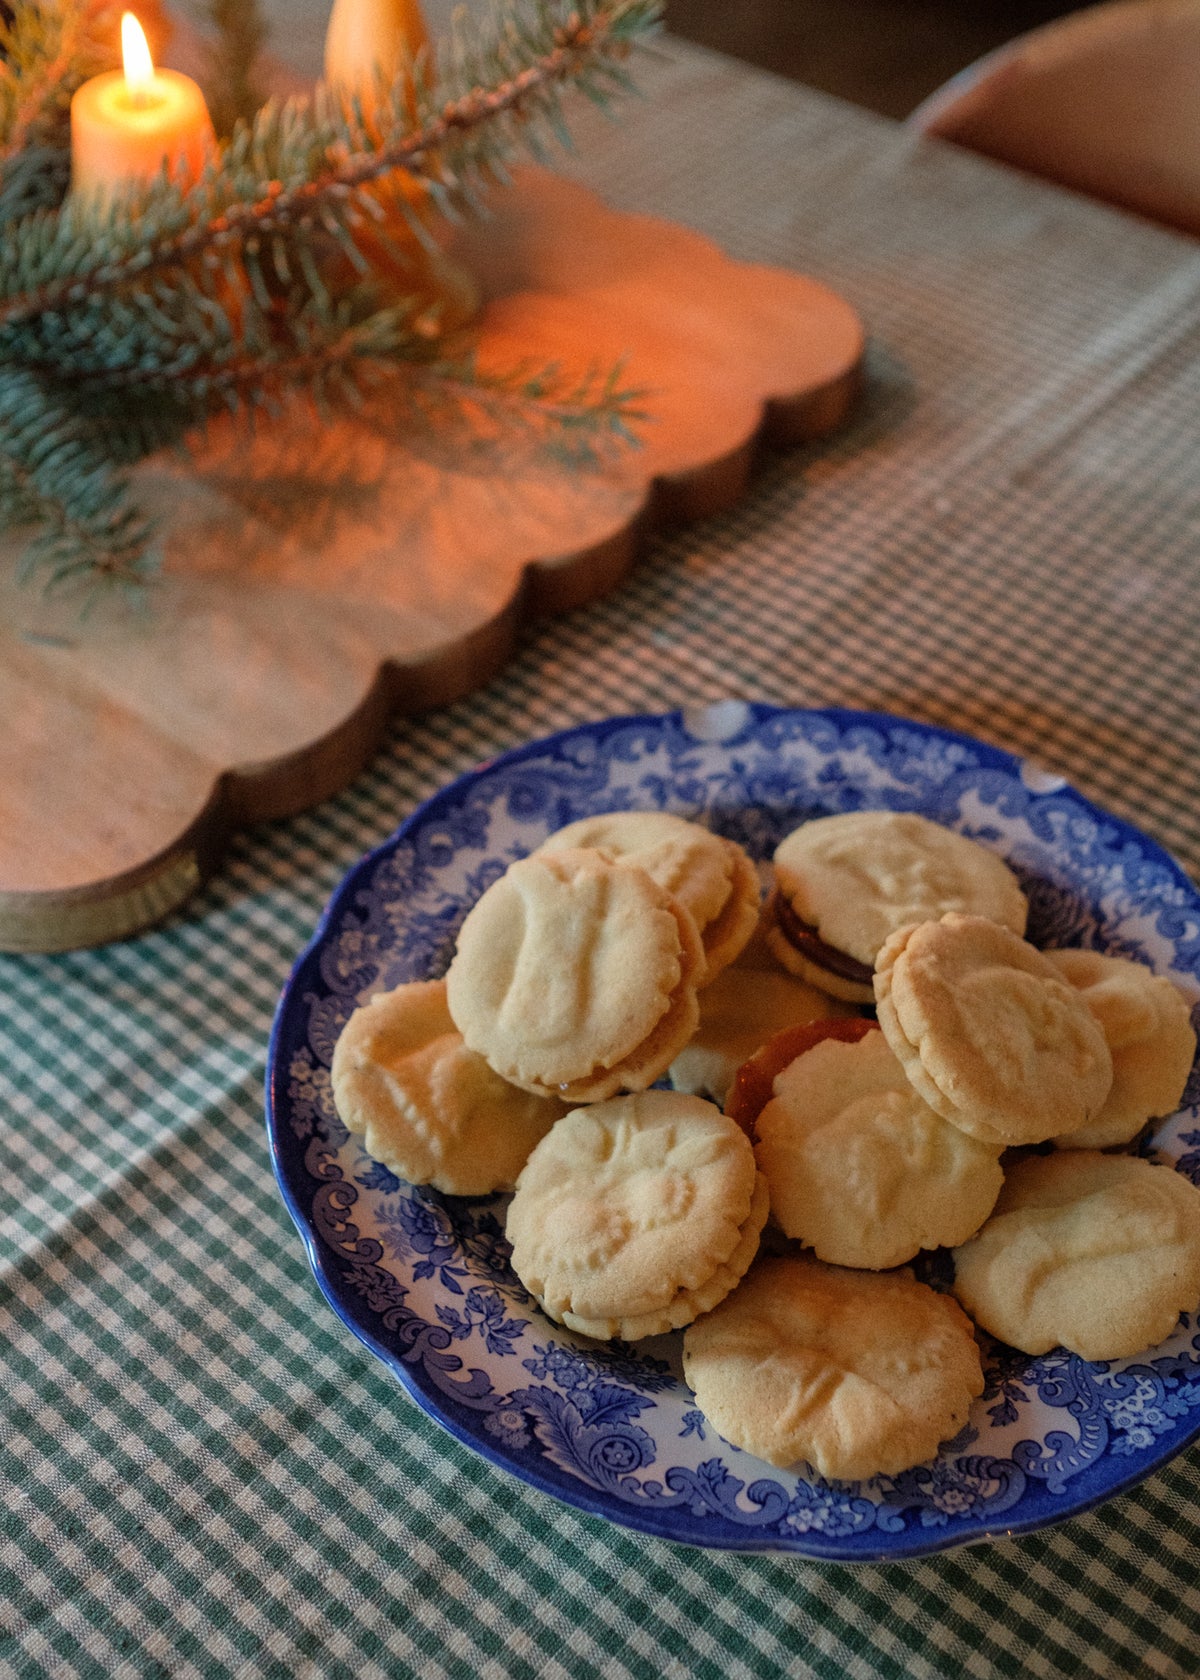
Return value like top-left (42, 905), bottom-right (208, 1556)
top-left (874, 912), bottom-right (1113, 1146)
top-left (755, 1029), bottom-right (1004, 1269)
top-left (538, 811), bottom-right (760, 982)
top-left (446, 848), bottom-right (704, 1103)
top-left (769, 812), bottom-right (1028, 1003)
top-left (1044, 949), bottom-right (1197, 1149)
top-left (668, 965), bottom-right (854, 1106)
top-left (682, 1257), bottom-right (984, 1480)
top-left (951, 1151), bottom-right (1200, 1361)
top-left (505, 1090), bottom-right (766, 1340)
top-left (331, 980), bottom-right (566, 1195)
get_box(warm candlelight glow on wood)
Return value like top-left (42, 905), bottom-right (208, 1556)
top-left (70, 12), bottom-right (214, 206)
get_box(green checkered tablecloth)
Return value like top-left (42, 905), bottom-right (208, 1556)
top-left (6, 35), bottom-right (1200, 1680)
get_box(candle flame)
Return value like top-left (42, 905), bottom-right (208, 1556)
top-left (121, 13), bottom-right (155, 90)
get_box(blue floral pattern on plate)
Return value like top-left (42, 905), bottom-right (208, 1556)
top-left (266, 704), bottom-right (1200, 1560)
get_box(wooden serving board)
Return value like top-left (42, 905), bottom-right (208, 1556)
top-left (0, 168), bottom-right (863, 953)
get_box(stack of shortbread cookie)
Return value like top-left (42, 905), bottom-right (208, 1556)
top-left (331, 806), bottom-right (1200, 1484)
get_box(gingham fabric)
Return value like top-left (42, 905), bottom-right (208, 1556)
top-left (5, 36), bottom-right (1200, 1680)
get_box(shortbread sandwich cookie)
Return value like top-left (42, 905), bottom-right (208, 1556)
top-left (769, 811), bottom-right (1028, 1003)
top-left (446, 847), bottom-right (705, 1104)
top-left (506, 1090), bottom-right (768, 1340)
top-left (874, 912), bottom-right (1113, 1146)
top-left (1043, 949), bottom-right (1197, 1149)
top-left (754, 1024), bottom-right (1004, 1269)
top-left (952, 1151), bottom-right (1200, 1361)
top-left (331, 980), bottom-right (567, 1195)
top-left (668, 964), bottom-right (855, 1107)
top-left (538, 810), bottom-right (760, 983)
top-left (682, 1256), bottom-right (984, 1480)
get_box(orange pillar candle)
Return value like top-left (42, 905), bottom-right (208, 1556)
top-left (70, 13), bottom-right (214, 206)
top-left (322, 0), bottom-right (480, 335)
top-left (324, 0), bottom-right (430, 120)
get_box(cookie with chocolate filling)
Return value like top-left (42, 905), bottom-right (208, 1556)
top-left (768, 811), bottom-right (1028, 1003)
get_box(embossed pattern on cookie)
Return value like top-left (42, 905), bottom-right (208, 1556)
top-left (506, 1090), bottom-right (766, 1340)
top-left (682, 1256), bottom-right (984, 1480)
top-left (874, 912), bottom-right (1113, 1146)
top-left (755, 1027), bottom-right (1004, 1269)
top-left (331, 980), bottom-right (566, 1195)
top-left (446, 848), bottom-right (704, 1103)
top-left (952, 1151), bottom-right (1200, 1361)
top-left (538, 810), bottom-right (760, 983)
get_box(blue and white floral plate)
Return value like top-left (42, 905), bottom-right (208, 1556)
top-left (266, 703), bottom-right (1200, 1561)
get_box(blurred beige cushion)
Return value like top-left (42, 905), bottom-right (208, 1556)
top-left (911, 0), bottom-right (1200, 237)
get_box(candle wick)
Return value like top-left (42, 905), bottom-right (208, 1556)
top-left (125, 81), bottom-right (162, 112)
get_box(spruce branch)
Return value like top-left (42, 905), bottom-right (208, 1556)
top-left (0, 367), bottom-right (152, 590)
top-left (0, 0), bottom-right (661, 330)
top-left (0, 0), bottom-right (111, 160)
top-left (0, 0), bottom-right (119, 221)
top-left (0, 0), bottom-right (662, 595)
top-left (64, 315), bottom-right (649, 466)
top-left (399, 353), bottom-right (650, 462)
top-left (60, 291), bottom-right (427, 401)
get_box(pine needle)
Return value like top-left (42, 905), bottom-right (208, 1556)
top-left (0, 0), bottom-right (663, 593)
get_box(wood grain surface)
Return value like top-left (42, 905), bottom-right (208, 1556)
top-left (0, 168), bottom-right (863, 952)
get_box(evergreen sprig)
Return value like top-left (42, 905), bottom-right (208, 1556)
top-left (0, 366), bottom-right (150, 589)
top-left (386, 351), bottom-right (649, 463)
top-left (0, 0), bottom-right (121, 221)
top-left (0, 0), bottom-right (662, 594)
top-left (0, 0), bottom-right (658, 327)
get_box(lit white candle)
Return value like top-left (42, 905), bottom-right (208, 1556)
top-left (70, 13), bottom-right (215, 206)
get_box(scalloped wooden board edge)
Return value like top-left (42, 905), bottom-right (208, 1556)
top-left (0, 168), bottom-right (863, 953)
